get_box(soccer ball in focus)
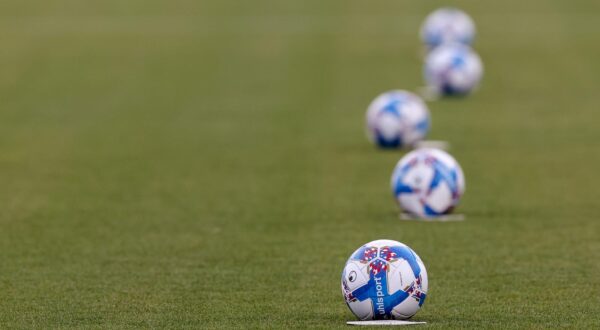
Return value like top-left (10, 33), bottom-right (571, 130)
top-left (366, 90), bottom-right (430, 148)
top-left (420, 7), bottom-right (475, 49)
top-left (424, 43), bottom-right (483, 96)
top-left (341, 239), bottom-right (428, 320)
top-left (391, 148), bottom-right (465, 218)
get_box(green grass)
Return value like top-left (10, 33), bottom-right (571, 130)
top-left (1, 0), bottom-right (600, 328)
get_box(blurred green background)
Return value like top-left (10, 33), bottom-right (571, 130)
top-left (0, 1), bottom-right (599, 328)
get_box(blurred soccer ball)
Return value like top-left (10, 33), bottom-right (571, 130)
top-left (366, 91), bottom-right (430, 148)
top-left (424, 43), bottom-right (483, 96)
top-left (420, 7), bottom-right (475, 49)
top-left (341, 239), bottom-right (428, 320)
top-left (391, 148), bottom-right (465, 218)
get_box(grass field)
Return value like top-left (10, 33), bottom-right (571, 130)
top-left (1, 1), bottom-right (600, 328)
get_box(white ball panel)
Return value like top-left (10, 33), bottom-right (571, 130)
top-left (425, 181), bottom-right (453, 213)
top-left (348, 299), bottom-right (374, 320)
top-left (402, 163), bottom-right (435, 193)
top-left (392, 297), bottom-right (420, 320)
top-left (377, 113), bottom-right (402, 141)
top-left (387, 259), bottom-right (417, 294)
top-left (343, 260), bottom-right (370, 292)
top-left (398, 194), bottom-right (425, 217)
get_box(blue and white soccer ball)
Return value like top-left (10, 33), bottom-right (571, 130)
top-left (424, 43), bottom-right (483, 96)
top-left (420, 7), bottom-right (475, 49)
top-left (341, 239), bottom-right (428, 320)
top-left (366, 91), bottom-right (430, 148)
top-left (391, 148), bottom-right (465, 218)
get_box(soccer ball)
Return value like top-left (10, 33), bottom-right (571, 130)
top-left (424, 43), bottom-right (483, 96)
top-left (341, 239), bottom-right (428, 320)
top-left (420, 7), bottom-right (475, 49)
top-left (366, 90), bottom-right (430, 148)
top-left (391, 148), bottom-right (465, 218)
